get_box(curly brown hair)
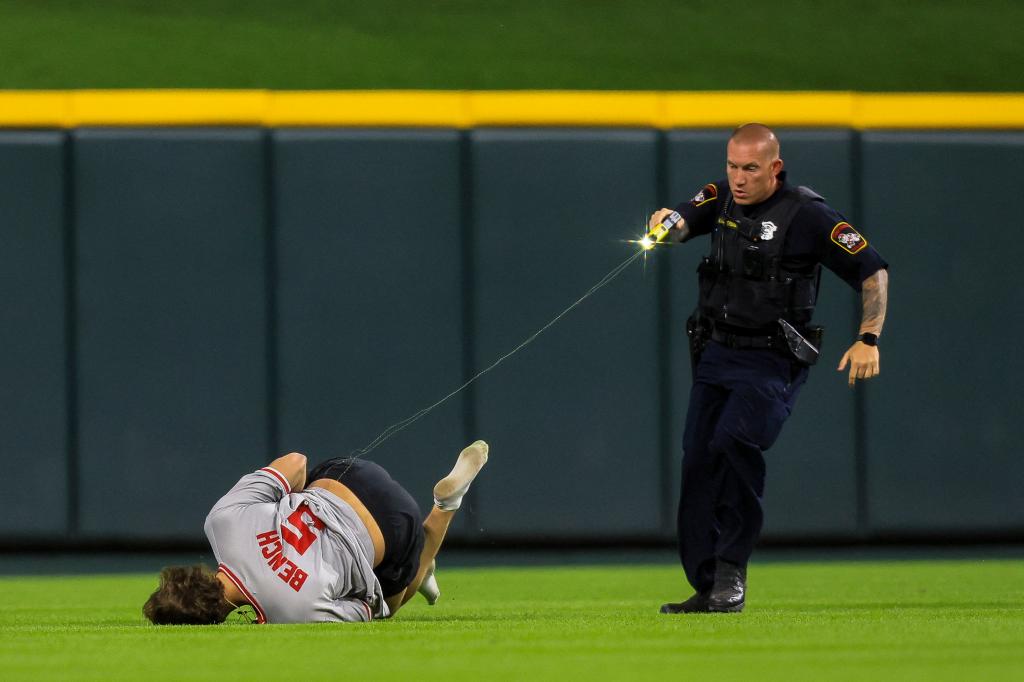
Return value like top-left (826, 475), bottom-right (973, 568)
top-left (143, 565), bottom-right (234, 625)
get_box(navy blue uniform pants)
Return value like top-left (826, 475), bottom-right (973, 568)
top-left (678, 340), bottom-right (809, 593)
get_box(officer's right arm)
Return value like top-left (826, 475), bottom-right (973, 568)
top-left (649, 181), bottom-right (723, 243)
top-left (648, 208), bottom-right (691, 243)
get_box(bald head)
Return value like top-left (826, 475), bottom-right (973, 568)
top-left (725, 123), bottom-right (784, 205)
top-left (730, 123), bottom-right (780, 159)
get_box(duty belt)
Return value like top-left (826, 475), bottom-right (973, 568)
top-left (710, 328), bottom-right (778, 349)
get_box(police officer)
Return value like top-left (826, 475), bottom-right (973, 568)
top-left (652, 123), bottom-right (889, 614)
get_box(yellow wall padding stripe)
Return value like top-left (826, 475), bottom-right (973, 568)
top-left (268, 91), bottom-right (469, 127)
top-left (1, 90), bottom-right (1023, 129)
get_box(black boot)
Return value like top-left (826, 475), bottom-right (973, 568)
top-left (659, 591), bottom-right (710, 614)
top-left (707, 560), bottom-right (746, 612)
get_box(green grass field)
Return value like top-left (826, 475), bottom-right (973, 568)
top-left (1, 0), bottom-right (1022, 90)
top-left (1, 2), bottom-right (1022, 679)
top-left (2, 558), bottom-right (1022, 681)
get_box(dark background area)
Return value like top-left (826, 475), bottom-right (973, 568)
top-left (1, 0), bottom-right (1023, 91)
top-left (2, 126), bottom-right (1021, 551)
top-left (1, 0), bottom-right (1022, 558)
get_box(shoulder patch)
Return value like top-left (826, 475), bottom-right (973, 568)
top-left (691, 183), bottom-right (718, 207)
top-left (830, 222), bottom-right (868, 254)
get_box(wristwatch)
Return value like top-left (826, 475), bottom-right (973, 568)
top-left (857, 333), bottom-right (878, 347)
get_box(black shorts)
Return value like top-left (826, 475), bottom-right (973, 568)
top-left (306, 457), bottom-right (425, 598)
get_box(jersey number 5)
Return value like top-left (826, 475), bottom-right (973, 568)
top-left (280, 503), bottom-right (325, 555)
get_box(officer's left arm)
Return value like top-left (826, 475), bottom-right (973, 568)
top-left (837, 268), bottom-right (888, 387)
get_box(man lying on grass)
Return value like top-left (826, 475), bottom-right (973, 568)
top-left (143, 441), bottom-right (489, 624)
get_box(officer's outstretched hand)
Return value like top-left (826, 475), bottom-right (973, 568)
top-left (837, 342), bottom-right (880, 387)
top-left (648, 208), bottom-right (675, 230)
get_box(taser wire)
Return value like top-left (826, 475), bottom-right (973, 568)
top-left (349, 245), bottom-right (651, 458)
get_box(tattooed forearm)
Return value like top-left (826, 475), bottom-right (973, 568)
top-left (859, 268), bottom-right (888, 336)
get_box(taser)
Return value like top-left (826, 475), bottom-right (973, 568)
top-left (640, 210), bottom-right (683, 250)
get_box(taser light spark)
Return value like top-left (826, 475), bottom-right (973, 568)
top-left (640, 210), bottom-right (683, 250)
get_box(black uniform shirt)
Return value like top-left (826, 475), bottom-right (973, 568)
top-left (674, 173), bottom-right (888, 291)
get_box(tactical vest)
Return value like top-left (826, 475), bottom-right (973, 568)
top-left (697, 185), bottom-right (823, 330)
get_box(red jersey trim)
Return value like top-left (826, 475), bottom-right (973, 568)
top-left (259, 466), bottom-right (291, 494)
top-left (361, 600), bottom-right (372, 621)
top-left (219, 563), bottom-right (268, 624)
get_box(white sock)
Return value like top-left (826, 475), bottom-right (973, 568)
top-left (417, 562), bottom-right (439, 605)
top-left (433, 440), bottom-right (489, 511)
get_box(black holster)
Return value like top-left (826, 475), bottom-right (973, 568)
top-left (777, 318), bottom-right (823, 366)
top-left (686, 311), bottom-right (711, 374)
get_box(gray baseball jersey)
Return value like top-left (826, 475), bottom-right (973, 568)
top-left (204, 466), bottom-right (389, 623)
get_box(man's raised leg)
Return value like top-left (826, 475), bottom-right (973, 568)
top-left (389, 440), bottom-right (489, 611)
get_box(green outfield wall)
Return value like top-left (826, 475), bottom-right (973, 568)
top-left (0, 91), bottom-right (1021, 546)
